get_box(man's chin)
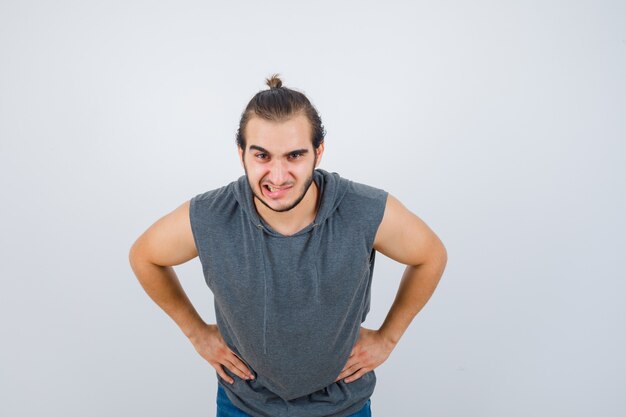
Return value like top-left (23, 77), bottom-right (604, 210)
top-left (256, 196), bottom-right (298, 213)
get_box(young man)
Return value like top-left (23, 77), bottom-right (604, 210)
top-left (129, 75), bottom-right (447, 417)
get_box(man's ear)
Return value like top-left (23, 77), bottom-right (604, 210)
top-left (237, 146), bottom-right (244, 168)
top-left (314, 142), bottom-right (325, 167)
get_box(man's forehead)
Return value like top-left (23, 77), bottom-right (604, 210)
top-left (245, 114), bottom-right (312, 149)
top-left (245, 136), bottom-right (314, 154)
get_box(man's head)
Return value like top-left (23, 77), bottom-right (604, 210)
top-left (236, 74), bottom-right (325, 151)
top-left (236, 74), bottom-right (326, 213)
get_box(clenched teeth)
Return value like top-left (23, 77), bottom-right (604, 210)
top-left (266, 185), bottom-right (288, 192)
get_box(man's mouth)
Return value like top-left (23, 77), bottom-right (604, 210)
top-left (263, 183), bottom-right (292, 198)
top-left (265, 184), bottom-right (288, 192)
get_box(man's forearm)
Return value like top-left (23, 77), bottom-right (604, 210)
top-left (378, 260), bottom-right (445, 346)
top-left (129, 255), bottom-right (206, 339)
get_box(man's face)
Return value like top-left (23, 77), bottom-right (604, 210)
top-left (238, 113), bottom-right (324, 213)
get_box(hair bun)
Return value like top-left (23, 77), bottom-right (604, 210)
top-left (266, 73), bottom-right (283, 89)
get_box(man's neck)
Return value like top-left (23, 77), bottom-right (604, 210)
top-left (254, 182), bottom-right (320, 236)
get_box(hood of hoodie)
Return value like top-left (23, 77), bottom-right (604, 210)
top-left (232, 168), bottom-right (348, 238)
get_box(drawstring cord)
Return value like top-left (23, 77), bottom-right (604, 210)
top-left (256, 223), bottom-right (270, 354)
top-left (311, 222), bottom-right (323, 303)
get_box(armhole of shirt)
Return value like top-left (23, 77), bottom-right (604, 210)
top-left (365, 189), bottom-right (389, 253)
top-left (189, 195), bottom-right (204, 262)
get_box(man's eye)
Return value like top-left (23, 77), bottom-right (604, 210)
top-left (289, 152), bottom-right (303, 159)
top-left (256, 153), bottom-right (268, 160)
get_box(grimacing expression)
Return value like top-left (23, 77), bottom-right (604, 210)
top-left (238, 114), bottom-right (323, 213)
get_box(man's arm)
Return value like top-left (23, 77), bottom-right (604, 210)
top-left (373, 194), bottom-right (448, 346)
top-left (129, 201), bottom-right (204, 337)
top-left (335, 193), bottom-right (447, 383)
top-left (128, 201), bottom-right (254, 384)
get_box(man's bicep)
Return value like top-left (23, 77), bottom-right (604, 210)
top-left (373, 194), bottom-right (446, 267)
top-left (130, 200), bottom-right (198, 267)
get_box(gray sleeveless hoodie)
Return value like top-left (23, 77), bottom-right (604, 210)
top-left (189, 168), bottom-right (388, 417)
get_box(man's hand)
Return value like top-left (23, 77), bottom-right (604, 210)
top-left (188, 323), bottom-right (255, 385)
top-left (334, 326), bottom-right (395, 383)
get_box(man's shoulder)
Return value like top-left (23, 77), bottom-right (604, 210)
top-left (191, 183), bottom-right (231, 204)
top-left (326, 172), bottom-right (388, 224)
top-left (189, 178), bottom-right (244, 222)
top-left (327, 173), bottom-right (388, 246)
top-left (318, 169), bottom-right (387, 201)
top-left (346, 179), bottom-right (387, 199)
top-left (341, 175), bottom-right (388, 204)
top-left (191, 176), bottom-right (243, 205)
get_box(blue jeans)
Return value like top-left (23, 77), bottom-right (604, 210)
top-left (217, 384), bottom-right (372, 417)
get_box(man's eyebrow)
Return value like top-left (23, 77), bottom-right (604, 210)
top-left (248, 145), bottom-right (310, 157)
top-left (248, 145), bottom-right (269, 153)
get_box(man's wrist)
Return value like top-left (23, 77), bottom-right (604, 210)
top-left (377, 328), bottom-right (400, 349)
top-left (182, 319), bottom-right (209, 341)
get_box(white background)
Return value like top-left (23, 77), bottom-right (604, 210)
top-left (1, 1), bottom-right (624, 416)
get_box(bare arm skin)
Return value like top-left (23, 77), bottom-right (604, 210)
top-left (128, 201), bottom-right (254, 384)
top-left (374, 194), bottom-right (448, 346)
top-left (336, 193), bottom-right (447, 383)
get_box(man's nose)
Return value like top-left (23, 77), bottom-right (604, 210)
top-left (267, 159), bottom-right (288, 185)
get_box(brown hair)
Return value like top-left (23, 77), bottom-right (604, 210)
top-left (236, 74), bottom-right (326, 150)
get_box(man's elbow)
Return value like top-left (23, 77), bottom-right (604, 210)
top-left (433, 241), bottom-right (448, 278)
top-left (128, 238), bottom-right (149, 271)
top-left (420, 239), bottom-right (447, 278)
top-left (438, 242), bottom-right (448, 268)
